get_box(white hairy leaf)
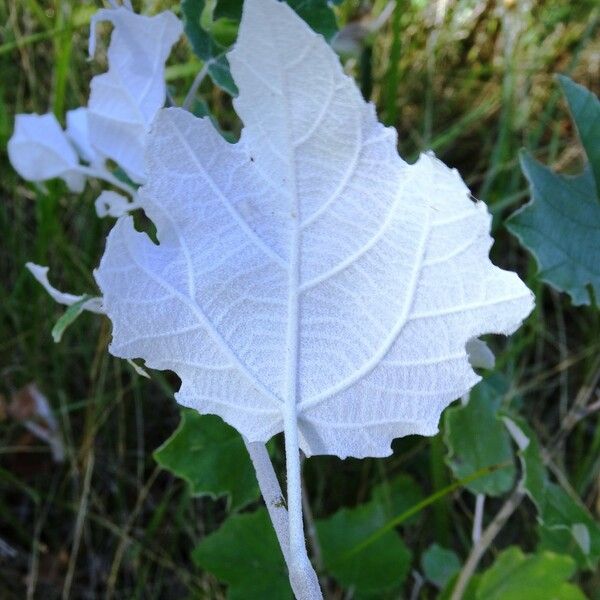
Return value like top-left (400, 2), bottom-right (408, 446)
top-left (88, 7), bottom-right (182, 183)
top-left (66, 108), bottom-right (100, 165)
top-left (96, 0), bottom-right (533, 458)
top-left (95, 190), bottom-right (131, 218)
top-left (8, 113), bottom-right (85, 192)
top-left (27, 263), bottom-right (103, 314)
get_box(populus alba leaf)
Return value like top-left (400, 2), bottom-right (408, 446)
top-left (193, 508), bottom-right (291, 600)
top-left (66, 108), bottom-right (100, 166)
top-left (316, 476), bottom-right (417, 596)
top-left (7, 113), bottom-right (85, 192)
top-left (88, 7), bottom-right (182, 183)
top-left (503, 415), bottom-right (600, 569)
top-left (422, 544), bottom-right (461, 589)
top-left (96, 0), bottom-right (533, 459)
top-left (473, 547), bottom-right (585, 600)
top-left (182, 0), bottom-right (238, 96)
top-left (153, 410), bottom-right (259, 511)
top-left (444, 380), bottom-right (516, 496)
top-left (507, 76), bottom-right (600, 306)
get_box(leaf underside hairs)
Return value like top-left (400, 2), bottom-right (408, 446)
top-left (95, 0), bottom-right (533, 596)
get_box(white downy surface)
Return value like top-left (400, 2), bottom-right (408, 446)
top-left (96, 0), bottom-right (534, 458)
top-left (88, 7), bottom-right (182, 183)
top-left (8, 113), bottom-right (85, 192)
top-left (66, 108), bottom-right (100, 165)
top-left (26, 263), bottom-right (103, 313)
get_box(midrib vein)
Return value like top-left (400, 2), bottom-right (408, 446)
top-left (279, 45), bottom-right (301, 426)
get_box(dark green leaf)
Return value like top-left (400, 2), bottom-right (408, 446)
top-left (473, 547), bottom-right (585, 600)
top-left (422, 544), bottom-right (461, 589)
top-left (558, 75), bottom-right (600, 195)
top-left (371, 473), bottom-right (424, 525)
top-left (214, 0), bottom-right (338, 39)
top-left (181, 0), bottom-right (238, 95)
top-left (316, 476), bottom-right (416, 596)
top-left (214, 0), bottom-right (243, 22)
top-left (153, 410), bottom-right (259, 511)
top-left (286, 0), bottom-right (338, 40)
top-left (503, 414), bottom-right (600, 569)
top-left (444, 382), bottom-right (516, 496)
top-left (507, 78), bottom-right (600, 306)
top-left (192, 508), bottom-right (291, 600)
top-left (51, 295), bottom-right (92, 342)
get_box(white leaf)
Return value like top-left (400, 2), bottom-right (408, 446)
top-left (96, 0), bottom-right (533, 459)
top-left (8, 113), bottom-right (85, 192)
top-left (88, 7), bottom-right (182, 183)
top-left (466, 338), bottom-right (495, 370)
top-left (66, 107), bottom-right (101, 165)
top-left (27, 263), bottom-right (104, 314)
top-left (95, 190), bottom-right (131, 218)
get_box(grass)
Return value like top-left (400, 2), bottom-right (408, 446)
top-left (1, 0), bottom-right (599, 598)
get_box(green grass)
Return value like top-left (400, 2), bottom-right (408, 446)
top-left (1, 0), bottom-right (599, 598)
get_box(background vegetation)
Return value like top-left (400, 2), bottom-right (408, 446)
top-left (1, 0), bottom-right (599, 598)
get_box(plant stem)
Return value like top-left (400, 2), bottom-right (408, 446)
top-left (450, 489), bottom-right (524, 600)
top-left (244, 440), bottom-right (322, 599)
top-left (283, 411), bottom-right (322, 599)
top-left (244, 441), bottom-right (290, 562)
top-left (471, 493), bottom-right (485, 543)
top-left (182, 63), bottom-right (210, 112)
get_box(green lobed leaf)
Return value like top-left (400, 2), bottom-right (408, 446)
top-left (558, 75), bottom-right (600, 195)
top-left (153, 410), bottom-right (259, 511)
top-left (507, 77), bottom-right (600, 306)
top-left (181, 0), bottom-right (238, 95)
top-left (502, 414), bottom-right (600, 569)
top-left (286, 0), bottom-right (338, 40)
top-left (316, 475), bottom-right (418, 596)
top-left (473, 547), bottom-right (586, 600)
top-left (213, 0), bottom-right (338, 39)
top-left (192, 508), bottom-right (291, 600)
top-left (51, 295), bottom-right (92, 342)
top-left (422, 543), bottom-right (461, 589)
top-left (444, 381), bottom-right (516, 496)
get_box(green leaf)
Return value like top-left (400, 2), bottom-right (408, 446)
top-left (51, 295), bottom-right (92, 342)
top-left (558, 75), bottom-right (600, 195)
top-left (316, 476), bottom-right (416, 596)
top-left (182, 0), bottom-right (238, 95)
top-left (370, 473), bottom-right (424, 525)
top-left (192, 508), bottom-right (291, 600)
top-left (444, 382), bottom-right (516, 496)
top-left (507, 78), bottom-right (600, 306)
top-left (213, 0), bottom-right (338, 39)
top-left (473, 547), bottom-right (585, 600)
top-left (286, 0), bottom-right (338, 40)
top-left (422, 544), bottom-right (461, 589)
top-left (153, 410), bottom-right (259, 511)
top-left (503, 414), bottom-right (600, 569)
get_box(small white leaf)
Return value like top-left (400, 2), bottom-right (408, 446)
top-left (8, 113), bottom-right (85, 192)
top-left (88, 7), bottom-right (182, 183)
top-left (66, 107), bottom-right (101, 165)
top-left (27, 263), bottom-right (104, 313)
top-left (95, 190), bottom-right (131, 218)
top-left (466, 338), bottom-right (495, 370)
top-left (97, 0), bottom-right (533, 459)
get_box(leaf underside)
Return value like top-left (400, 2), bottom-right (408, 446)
top-left (96, 0), bottom-right (533, 459)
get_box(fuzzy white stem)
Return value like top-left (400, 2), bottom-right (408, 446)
top-left (182, 63), bottom-right (210, 112)
top-left (283, 412), bottom-right (322, 600)
top-left (244, 439), bottom-right (322, 599)
top-left (471, 493), bottom-right (485, 543)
